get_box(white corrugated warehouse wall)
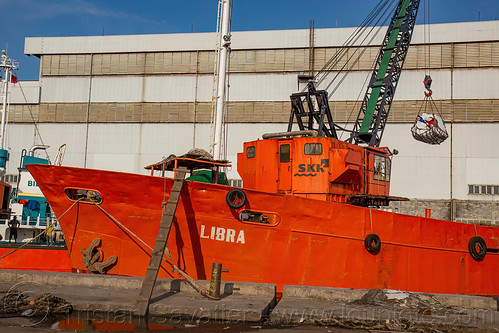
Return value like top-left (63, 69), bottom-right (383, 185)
top-left (3, 21), bottom-right (498, 205)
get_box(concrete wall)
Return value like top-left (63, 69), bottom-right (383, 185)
top-left (388, 199), bottom-right (499, 226)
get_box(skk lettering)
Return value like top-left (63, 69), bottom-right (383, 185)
top-left (200, 225), bottom-right (245, 244)
top-left (27, 180), bottom-right (39, 187)
top-left (295, 161), bottom-right (328, 177)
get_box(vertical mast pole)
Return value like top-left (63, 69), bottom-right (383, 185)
top-left (1, 55), bottom-right (11, 151)
top-left (212, 0), bottom-right (231, 161)
top-left (0, 51), bottom-right (17, 171)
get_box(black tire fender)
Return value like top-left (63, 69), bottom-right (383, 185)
top-left (226, 188), bottom-right (247, 209)
top-left (468, 236), bottom-right (487, 261)
top-left (364, 233), bottom-right (381, 254)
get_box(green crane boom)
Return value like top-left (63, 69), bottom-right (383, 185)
top-left (350, 0), bottom-right (421, 146)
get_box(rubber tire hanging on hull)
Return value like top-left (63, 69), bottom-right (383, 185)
top-left (226, 188), bottom-right (247, 209)
top-left (468, 236), bottom-right (487, 261)
top-left (364, 234), bottom-right (381, 254)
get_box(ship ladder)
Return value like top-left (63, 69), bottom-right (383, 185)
top-left (136, 167), bottom-right (187, 317)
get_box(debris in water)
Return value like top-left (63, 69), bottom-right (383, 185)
top-left (384, 290), bottom-right (409, 300)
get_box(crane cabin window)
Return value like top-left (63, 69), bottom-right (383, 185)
top-left (373, 155), bottom-right (390, 182)
top-left (246, 146), bottom-right (255, 158)
top-left (304, 143), bottom-right (322, 155)
top-left (385, 158), bottom-right (391, 182)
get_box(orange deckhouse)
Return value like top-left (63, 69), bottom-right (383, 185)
top-left (239, 135), bottom-right (398, 206)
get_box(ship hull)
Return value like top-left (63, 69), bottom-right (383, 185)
top-left (27, 164), bottom-right (499, 297)
top-left (0, 245), bottom-right (71, 272)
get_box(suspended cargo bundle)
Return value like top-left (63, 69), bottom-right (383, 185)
top-left (411, 75), bottom-right (449, 145)
top-left (411, 112), bottom-right (448, 145)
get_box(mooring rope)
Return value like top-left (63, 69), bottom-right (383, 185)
top-left (90, 201), bottom-right (214, 298)
top-left (0, 198), bottom-right (83, 261)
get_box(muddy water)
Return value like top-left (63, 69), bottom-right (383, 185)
top-left (0, 312), bottom-right (368, 332)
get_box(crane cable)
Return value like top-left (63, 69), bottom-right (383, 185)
top-left (411, 0), bottom-right (448, 145)
top-left (313, 0), bottom-right (391, 86)
top-left (308, 0), bottom-right (399, 140)
top-left (312, 0), bottom-right (397, 94)
top-left (337, 2), bottom-right (398, 140)
top-left (424, 0), bottom-right (430, 76)
top-left (323, 2), bottom-right (396, 96)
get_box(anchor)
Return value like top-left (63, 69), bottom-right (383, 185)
top-left (81, 238), bottom-right (118, 274)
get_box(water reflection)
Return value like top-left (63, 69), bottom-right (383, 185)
top-left (52, 311), bottom-right (264, 332)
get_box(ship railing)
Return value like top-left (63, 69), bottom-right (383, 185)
top-left (0, 214), bottom-right (61, 230)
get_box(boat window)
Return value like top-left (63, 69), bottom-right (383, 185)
top-left (280, 144), bottom-right (290, 163)
top-left (246, 146), bottom-right (255, 158)
top-left (304, 143), bottom-right (322, 155)
top-left (237, 210), bottom-right (280, 227)
top-left (239, 211), bottom-right (270, 224)
top-left (65, 188), bottom-right (102, 204)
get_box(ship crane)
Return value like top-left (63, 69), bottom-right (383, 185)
top-left (239, 0), bottom-right (422, 207)
top-left (289, 0), bottom-right (421, 148)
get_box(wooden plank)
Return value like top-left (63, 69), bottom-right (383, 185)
top-left (136, 167), bottom-right (188, 317)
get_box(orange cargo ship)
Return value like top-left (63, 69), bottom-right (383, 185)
top-left (26, 134), bottom-right (499, 296)
top-left (23, 0), bottom-right (499, 297)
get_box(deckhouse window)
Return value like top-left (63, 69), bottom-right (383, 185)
top-left (279, 144), bottom-right (290, 163)
top-left (304, 143), bottom-right (322, 155)
top-left (246, 146), bottom-right (255, 158)
top-left (65, 188), bottom-right (102, 204)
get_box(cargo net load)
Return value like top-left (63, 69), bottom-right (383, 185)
top-left (411, 75), bottom-right (449, 145)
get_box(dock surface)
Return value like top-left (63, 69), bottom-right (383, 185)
top-left (0, 270), bottom-right (497, 332)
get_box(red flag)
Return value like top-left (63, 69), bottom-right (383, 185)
top-left (10, 75), bottom-right (17, 84)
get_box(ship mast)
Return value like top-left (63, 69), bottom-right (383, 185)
top-left (0, 50), bottom-right (18, 174)
top-left (211, 0), bottom-right (232, 161)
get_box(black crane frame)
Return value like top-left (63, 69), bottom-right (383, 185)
top-left (287, 82), bottom-right (338, 138)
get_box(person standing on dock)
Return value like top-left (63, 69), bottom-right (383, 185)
top-left (8, 216), bottom-right (19, 243)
